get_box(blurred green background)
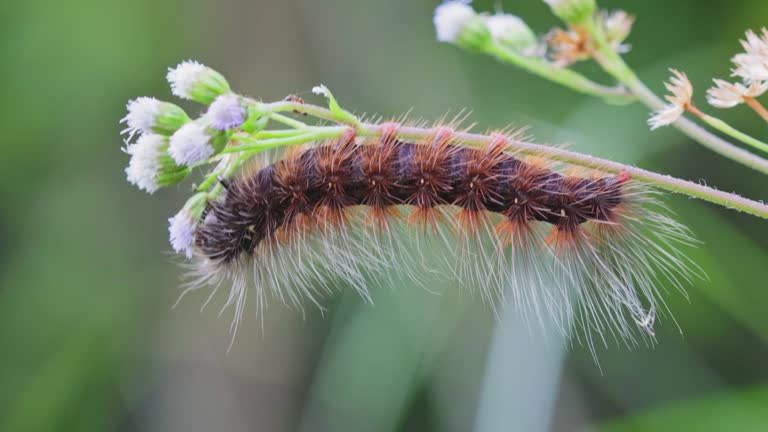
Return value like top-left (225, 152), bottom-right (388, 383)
top-left (1, 0), bottom-right (767, 431)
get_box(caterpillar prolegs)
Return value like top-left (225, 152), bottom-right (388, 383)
top-left (186, 124), bottom-right (697, 347)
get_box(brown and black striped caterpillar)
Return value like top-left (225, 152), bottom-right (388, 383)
top-left (185, 124), bottom-right (697, 348)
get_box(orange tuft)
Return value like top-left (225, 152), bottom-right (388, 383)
top-left (495, 218), bottom-right (533, 250)
top-left (523, 155), bottom-right (556, 171)
top-left (455, 208), bottom-right (490, 238)
top-left (545, 225), bottom-right (589, 256)
top-left (408, 206), bottom-right (446, 234)
top-left (363, 205), bottom-right (400, 232)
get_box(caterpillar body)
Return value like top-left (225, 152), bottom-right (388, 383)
top-left (187, 125), bottom-right (696, 349)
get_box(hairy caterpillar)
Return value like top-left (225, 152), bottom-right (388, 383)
top-left (183, 123), bottom-right (697, 349)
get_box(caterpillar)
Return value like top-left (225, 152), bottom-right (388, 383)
top-left (184, 123), bottom-right (698, 349)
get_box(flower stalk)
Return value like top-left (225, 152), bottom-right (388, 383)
top-left (744, 96), bottom-right (768, 122)
top-left (579, 18), bottom-right (768, 173)
top-left (483, 41), bottom-right (634, 104)
top-left (696, 113), bottom-right (768, 155)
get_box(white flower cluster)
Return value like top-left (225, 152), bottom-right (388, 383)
top-left (707, 29), bottom-right (768, 109)
top-left (732, 29), bottom-right (768, 82)
top-left (122, 61), bottom-right (251, 257)
top-left (122, 60), bottom-right (246, 196)
top-left (650, 29), bottom-right (768, 130)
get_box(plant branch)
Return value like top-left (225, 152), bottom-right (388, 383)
top-left (484, 42), bottom-right (635, 105)
top-left (581, 19), bottom-right (768, 175)
top-left (629, 80), bottom-right (768, 172)
top-left (246, 101), bottom-right (768, 219)
top-left (696, 112), bottom-right (768, 155)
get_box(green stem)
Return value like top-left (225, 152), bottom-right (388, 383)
top-left (224, 127), bottom-right (348, 153)
top-left (484, 42), bottom-right (635, 105)
top-left (197, 170), bottom-right (222, 192)
top-left (269, 112), bottom-right (308, 129)
top-left (253, 129), bottom-right (307, 139)
top-left (700, 114), bottom-right (768, 155)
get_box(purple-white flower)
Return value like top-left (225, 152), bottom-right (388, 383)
top-left (434, 1), bottom-right (476, 43)
top-left (121, 97), bottom-right (161, 139)
top-left (121, 97), bottom-right (189, 139)
top-left (124, 134), bottom-right (165, 193)
top-left (167, 60), bottom-right (231, 104)
top-left (168, 209), bottom-right (198, 259)
top-left (168, 122), bottom-right (215, 166)
top-left (207, 94), bottom-right (246, 131)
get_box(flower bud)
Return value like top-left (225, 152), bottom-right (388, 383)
top-left (434, 1), bottom-right (491, 51)
top-left (206, 94), bottom-right (246, 131)
top-left (485, 14), bottom-right (537, 53)
top-left (168, 122), bottom-right (221, 166)
top-left (457, 15), bottom-right (492, 51)
top-left (600, 10), bottom-right (634, 49)
top-left (124, 134), bottom-right (189, 193)
top-left (167, 60), bottom-right (231, 104)
top-left (121, 97), bottom-right (190, 138)
top-left (544, 0), bottom-right (596, 25)
top-left (168, 192), bottom-right (208, 258)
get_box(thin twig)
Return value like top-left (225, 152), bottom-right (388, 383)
top-left (744, 96), bottom-right (768, 123)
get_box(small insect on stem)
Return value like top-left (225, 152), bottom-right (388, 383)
top-left (284, 94), bottom-right (307, 115)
